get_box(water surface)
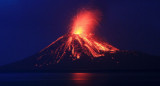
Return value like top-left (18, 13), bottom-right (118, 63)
top-left (0, 72), bottom-right (160, 86)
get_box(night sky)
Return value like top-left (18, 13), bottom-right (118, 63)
top-left (0, 0), bottom-right (160, 66)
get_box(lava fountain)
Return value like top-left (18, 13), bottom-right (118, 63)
top-left (37, 9), bottom-right (119, 65)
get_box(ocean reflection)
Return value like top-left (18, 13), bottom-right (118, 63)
top-left (71, 73), bottom-right (94, 85)
top-left (71, 73), bottom-right (93, 80)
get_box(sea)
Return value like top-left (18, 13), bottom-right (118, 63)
top-left (0, 72), bottom-right (160, 86)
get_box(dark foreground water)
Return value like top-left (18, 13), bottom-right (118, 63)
top-left (0, 72), bottom-right (160, 86)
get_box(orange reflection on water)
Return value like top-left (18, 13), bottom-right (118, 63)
top-left (71, 73), bottom-right (93, 85)
top-left (71, 73), bottom-right (93, 80)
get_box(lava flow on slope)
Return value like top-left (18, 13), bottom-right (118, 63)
top-left (37, 9), bottom-right (119, 66)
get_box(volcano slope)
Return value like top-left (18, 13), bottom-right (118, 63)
top-left (0, 50), bottom-right (160, 73)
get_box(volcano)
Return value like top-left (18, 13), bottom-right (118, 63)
top-left (0, 9), bottom-right (160, 72)
top-left (36, 9), bottom-right (119, 67)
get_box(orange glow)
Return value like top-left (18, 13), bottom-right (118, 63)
top-left (71, 73), bottom-right (92, 80)
top-left (38, 9), bottom-right (119, 64)
top-left (71, 9), bottom-right (100, 35)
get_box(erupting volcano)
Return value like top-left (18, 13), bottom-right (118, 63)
top-left (1, 8), bottom-right (160, 73)
top-left (37, 9), bottom-right (119, 66)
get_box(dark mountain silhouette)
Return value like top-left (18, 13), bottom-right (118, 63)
top-left (0, 50), bottom-right (160, 73)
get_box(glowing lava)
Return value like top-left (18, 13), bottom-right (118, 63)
top-left (38, 9), bottom-right (119, 64)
